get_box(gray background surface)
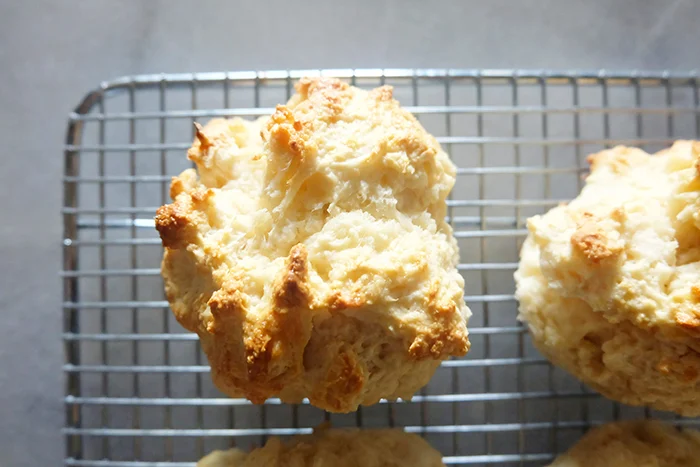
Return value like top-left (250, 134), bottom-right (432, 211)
top-left (1, 1), bottom-right (700, 466)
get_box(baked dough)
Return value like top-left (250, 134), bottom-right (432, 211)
top-left (548, 420), bottom-right (700, 467)
top-left (515, 141), bottom-right (700, 415)
top-left (155, 77), bottom-right (470, 412)
top-left (196, 425), bottom-right (445, 467)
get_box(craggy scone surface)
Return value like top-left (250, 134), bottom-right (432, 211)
top-left (548, 420), bottom-right (700, 467)
top-left (196, 425), bottom-right (445, 467)
top-left (515, 141), bottom-right (700, 415)
top-left (155, 77), bottom-right (470, 412)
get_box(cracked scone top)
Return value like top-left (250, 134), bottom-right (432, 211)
top-left (515, 141), bottom-right (700, 415)
top-left (155, 77), bottom-right (470, 412)
top-left (548, 420), bottom-right (700, 467)
top-left (196, 425), bottom-right (445, 467)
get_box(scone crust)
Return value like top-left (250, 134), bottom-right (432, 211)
top-left (156, 78), bottom-right (470, 412)
top-left (548, 420), bottom-right (700, 467)
top-left (515, 141), bottom-right (700, 415)
top-left (196, 425), bottom-right (445, 467)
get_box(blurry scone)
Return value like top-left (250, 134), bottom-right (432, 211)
top-left (515, 141), bottom-right (700, 415)
top-left (196, 425), bottom-right (445, 467)
top-left (548, 420), bottom-right (700, 467)
top-left (155, 77), bottom-right (470, 412)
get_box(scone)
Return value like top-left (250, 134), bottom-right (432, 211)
top-left (196, 425), bottom-right (445, 467)
top-left (155, 77), bottom-right (470, 412)
top-left (515, 141), bottom-right (700, 415)
top-left (548, 420), bottom-right (700, 467)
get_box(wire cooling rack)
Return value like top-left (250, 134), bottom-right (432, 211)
top-left (63, 69), bottom-right (700, 466)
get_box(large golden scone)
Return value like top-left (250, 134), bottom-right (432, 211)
top-left (196, 425), bottom-right (445, 467)
top-left (515, 141), bottom-right (700, 415)
top-left (548, 420), bottom-right (700, 467)
top-left (155, 77), bottom-right (470, 412)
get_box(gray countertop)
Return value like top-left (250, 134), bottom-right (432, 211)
top-left (1, 1), bottom-right (699, 465)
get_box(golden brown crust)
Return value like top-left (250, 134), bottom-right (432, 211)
top-left (315, 350), bottom-right (365, 412)
top-left (369, 85), bottom-right (394, 102)
top-left (408, 319), bottom-right (469, 360)
top-left (273, 244), bottom-right (310, 309)
top-left (294, 77), bottom-right (350, 117)
top-left (586, 145), bottom-right (649, 175)
top-left (266, 105), bottom-right (307, 156)
top-left (204, 247), bottom-right (315, 399)
top-left (676, 311), bottom-right (700, 332)
top-left (194, 122), bottom-right (212, 151)
top-left (155, 203), bottom-right (194, 249)
top-left (691, 285), bottom-right (700, 300)
top-left (156, 78), bottom-right (470, 412)
top-left (326, 290), bottom-right (365, 311)
top-left (206, 286), bottom-right (246, 333)
top-left (571, 213), bottom-right (623, 264)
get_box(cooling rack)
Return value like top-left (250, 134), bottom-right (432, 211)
top-left (63, 69), bottom-right (700, 466)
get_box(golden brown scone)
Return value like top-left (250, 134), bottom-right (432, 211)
top-left (548, 420), bottom-right (700, 467)
top-left (515, 141), bottom-right (700, 415)
top-left (196, 425), bottom-right (445, 467)
top-left (155, 77), bottom-right (470, 412)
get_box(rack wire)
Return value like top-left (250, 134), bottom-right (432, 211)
top-left (63, 69), bottom-right (700, 466)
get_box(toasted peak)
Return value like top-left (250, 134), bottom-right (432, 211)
top-left (194, 122), bottom-right (212, 151)
top-left (294, 76), bottom-right (351, 99)
top-left (265, 105), bottom-right (306, 156)
top-left (274, 244), bottom-right (310, 309)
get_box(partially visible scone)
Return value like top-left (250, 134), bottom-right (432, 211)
top-left (155, 77), bottom-right (470, 412)
top-left (548, 420), bottom-right (700, 467)
top-left (515, 141), bottom-right (700, 415)
top-left (196, 425), bottom-right (445, 467)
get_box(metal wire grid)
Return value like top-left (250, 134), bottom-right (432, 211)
top-left (63, 69), bottom-right (700, 467)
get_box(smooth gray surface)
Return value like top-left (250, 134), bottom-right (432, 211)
top-left (1, 1), bottom-right (700, 466)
